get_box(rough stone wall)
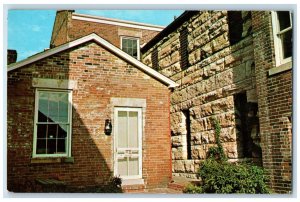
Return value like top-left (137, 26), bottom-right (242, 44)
top-left (7, 42), bottom-right (171, 192)
top-left (142, 11), bottom-right (258, 179)
top-left (252, 11), bottom-right (292, 193)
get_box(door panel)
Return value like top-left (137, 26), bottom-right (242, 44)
top-left (114, 108), bottom-right (142, 179)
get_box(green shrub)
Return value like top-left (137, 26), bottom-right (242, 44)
top-left (183, 183), bottom-right (203, 193)
top-left (184, 117), bottom-right (270, 194)
top-left (198, 159), bottom-right (270, 194)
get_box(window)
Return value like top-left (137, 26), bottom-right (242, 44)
top-left (182, 109), bottom-right (192, 160)
top-left (272, 11), bottom-right (293, 66)
top-left (228, 11), bottom-right (243, 45)
top-left (179, 28), bottom-right (189, 70)
top-left (151, 48), bottom-right (159, 70)
top-left (33, 89), bottom-right (72, 157)
top-left (121, 36), bottom-right (140, 60)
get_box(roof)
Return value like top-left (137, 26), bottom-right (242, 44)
top-left (7, 33), bottom-right (178, 88)
top-left (72, 13), bottom-right (165, 32)
top-left (141, 11), bottom-right (198, 53)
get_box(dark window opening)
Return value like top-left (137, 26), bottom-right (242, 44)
top-left (182, 109), bottom-right (192, 160)
top-left (234, 93), bottom-right (261, 159)
top-left (228, 11), bottom-right (243, 45)
top-left (151, 48), bottom-right (159, 70)
top-left (179, 28), bottom-right (189, 71)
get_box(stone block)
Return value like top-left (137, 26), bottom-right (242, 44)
top-left (215, 69), bottom-right (233, 88)
top-left (173, 160), bottom-right (185, 172)
top-left (219, 127), bottom-right (236, 143)
top-left (233, 63), bottom-right (246, 82)
top-left (246, 89), bottom-right (258, 103)
top-left (223, 142), bottom-right (238, 159)
top-left (192, 146), bottom-right (207, 159)
top-left (184, 160), bottom-right (195, 173)
top-left (173, 147), bottom-right (187, 160)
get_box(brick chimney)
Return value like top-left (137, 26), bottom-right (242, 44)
top-left (7, 49), bottom-right (17, 65)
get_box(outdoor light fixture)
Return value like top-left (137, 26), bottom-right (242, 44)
top-left (104, 119), bottom-right (112, 135)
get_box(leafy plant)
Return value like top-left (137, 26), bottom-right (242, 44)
top-left (184, 117), bottom-right (270, 194)
top-left (184, 159), bottom-right (270, 194)
top-left (183, 183), bottom-right (203, 193)
top-left (207, 118), bottom-right (226, 161)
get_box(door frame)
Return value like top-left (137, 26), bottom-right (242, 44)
top-left (113, 107), bottom-right (143, 179)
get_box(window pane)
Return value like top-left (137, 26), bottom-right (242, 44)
top-left (57, 139), bottom-right (66, 153)
top-left (59, 93), bottom-right (69, 122)
top-left (49, 100), bottom-right (59, 122)
top-left (277, 11), bottom-right (291, 31)
top-left (132, 40), bottom-right (137, 48)
top-left (37, 124), bottom-right (47, 138)
top-left (47, 124), bottom-right (58, 139)
top-left (36, 139), bottom-right (46, 154)
top-left (118, 111), bottom-right (128, 148)
top-left (128, 157), bottom-right (139, 176)
top-left (118, 157), bottom-right (128, 176)
top-left (47, 139), bottom-right (56, 154)
top-left (122, 39), bottom-right (128, 48)
top-left (281, 29), bottom-right (292, 59)
top-left (128, 111), bottom-right (138, 148)
top-left (58, 124), bottom-right (68, 138)
top-left (38, 92), bottom-right (49, 122)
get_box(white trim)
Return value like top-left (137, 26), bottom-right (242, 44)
top-left (122, 179), bottom-right (144, 186)
top-left (120, 36), bottom-right (140, 60)
top-left (72, 13), bottom-right (164, 32)
top-left (268, 61), bottom-right (292, 76)
top-left (271, 11), bottom-right (293, 67)
top-left (32, 89), bottom-right (72, 158)
top-left (114, 107), bottom-right (143, 180)
top-left (8, 33), bottom-right (178, 89)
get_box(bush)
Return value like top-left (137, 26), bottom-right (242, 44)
top-left (185, 159), bottom-right (270, 194)
top-left (183, 184), bottom-right (203, 193)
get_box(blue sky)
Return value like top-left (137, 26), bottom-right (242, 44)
top-left (8, 10), bottom-right (184, 62)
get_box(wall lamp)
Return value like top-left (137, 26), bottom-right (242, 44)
top-left (104, 119), bottom-right (112, 135)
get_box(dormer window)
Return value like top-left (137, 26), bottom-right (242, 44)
top-left (121, 36), bottom-right (140, 60)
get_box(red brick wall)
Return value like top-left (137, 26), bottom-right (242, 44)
top-left (252, 11), bottom-right (292, 193)
top-left (7, 41), bottom-right (171, 192)
top-left (68, 20), bottom-right (159, 48)
top-left (50, 11), bottom-right (160, 48)
top-left (50, 10), bottom-right (73, 47)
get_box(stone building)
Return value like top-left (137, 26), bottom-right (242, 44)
top-left (142, 11), bottom-right (292, 193)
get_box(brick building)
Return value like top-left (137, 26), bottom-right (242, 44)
top-left (50, 10), bottom-right (164, 60)
top-left (7, 10), bottom-right (293, 193)
top-left (142, 11), bottom-right (292, 193)
top-left (7, 33), bottom-right (177, 192)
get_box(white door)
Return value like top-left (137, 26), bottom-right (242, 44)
top-left (114, 107), bottom-right (142, 179)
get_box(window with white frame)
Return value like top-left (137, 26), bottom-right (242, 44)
top-left (272, 11), bottom-right (293, 66)
top-left (33, 89), bottom-right (72, 157)
top-left (121, 37), bottom-right (140, 60)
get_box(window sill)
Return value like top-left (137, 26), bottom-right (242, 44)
top-left (268, 61), bottom-right (292, 76)
top-left (31, 157), bottom-right (74, 164)
top-left (121, 178), bottom-right (144, 186)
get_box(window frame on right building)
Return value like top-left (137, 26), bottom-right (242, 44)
top-left (271, 11), bottom-right (293, 67)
